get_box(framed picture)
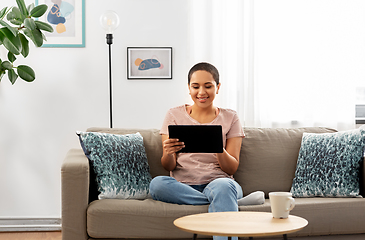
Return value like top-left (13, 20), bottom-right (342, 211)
top-left (35, 0), bottom-right (85, 47)
top-left (127, 47), bottom-right (172, 79)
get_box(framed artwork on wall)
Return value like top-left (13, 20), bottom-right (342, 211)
top-left (35, 0), bottom-right (85, 47)
top-left (127, 47), bottom-right (172, 79)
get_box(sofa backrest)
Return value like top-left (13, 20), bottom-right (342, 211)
top-left (235, 127), bottom-right (337, 197)
top-left (86, 127), bottom-right (340, 199)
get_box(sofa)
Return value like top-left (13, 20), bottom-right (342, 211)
top-left (61, 127), bottom-right (365, 240)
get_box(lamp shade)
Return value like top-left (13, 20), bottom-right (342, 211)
top-left (100, 10), bottom-right (120, 34)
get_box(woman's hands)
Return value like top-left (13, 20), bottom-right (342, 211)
top-left (216, 137), bottom-right (242, 175)
top-left (160, 134), bottom-right (185, 171)
top-left (162, 137), bottom-right (185, 155)
top-left (160, 134), bottom-right (242, 175)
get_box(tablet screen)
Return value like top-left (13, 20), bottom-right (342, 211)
top-left (168, 125), bottom-right (223, 153)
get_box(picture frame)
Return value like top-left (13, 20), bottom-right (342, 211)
top-left (127, 47), bottom-right (172, 79)
top-left (35, 0), bottom-right (85, 47)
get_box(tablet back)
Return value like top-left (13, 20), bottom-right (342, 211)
top-left (168, 125), bottom-right (223, 153)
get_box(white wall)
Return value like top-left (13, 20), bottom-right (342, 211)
top-left (0, 0), bottom-right (189, 217)
top-left (2, 0), bottom-right (365, 219)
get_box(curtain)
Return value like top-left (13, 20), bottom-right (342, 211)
top-left (188, 0), bottom-right (360, 130)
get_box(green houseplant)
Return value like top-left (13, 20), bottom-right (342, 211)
top-left (0, 0), bottom-right (53, 84)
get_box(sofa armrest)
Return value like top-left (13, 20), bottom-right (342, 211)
top-left (61, 149), bottom-right (90, 240)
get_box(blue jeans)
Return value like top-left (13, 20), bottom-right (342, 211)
top-left (149, 176), bottom-right (243, 240)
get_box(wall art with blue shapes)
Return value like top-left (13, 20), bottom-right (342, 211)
top-left (127, 47), bottom-right (172, 79)
top-left (36, 0), bottom-right (85, 47)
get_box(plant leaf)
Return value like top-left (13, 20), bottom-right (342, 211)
top-left (30, 5), bottom-right (48, 18)
top-left (41, 32), bottom-right (46, 41)
top-left (10, 7), bottom-right (22, 20)
top-left (11, 20), bottom-right (23, 26)
top-left (1, 60), bottom-right (13, 70)
top-left (16, 0), bottom-right (28, 17)
top-left (19, 33), bottom-right (29, 57)
top-left (17, 65), bottom-right (35, 82)
top-left (6, 11), bottom-right (15, 21)
top-left (0, 19), bottom-right (17, 36)
top-left (24, 18), bottom-right (36, 30)
top-left (7, 8), bottom-right (23, 25)
top-left (0, 27), bottom-right (22, 55)
top-left (8, 68), bottom-right (18, 84)
top-left (0, 30), bottom-right (5, 44)
top-left (0, 7), bottom-right (8, 19)
top-left (23, 28), bottom-right (43, 47)
top-left (27, 3), bottom-right (35, 14)
top-left (8, 52), bottom-right (16, 63)
top-left (35, 20), bottom-right (53, 33)
top-left (0, 69), bottom-right (5, 82)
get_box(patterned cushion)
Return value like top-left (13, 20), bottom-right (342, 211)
top-left (77, 131), bottom-right (152, 199)
top-left (291, 129), bottom-right (365, 197)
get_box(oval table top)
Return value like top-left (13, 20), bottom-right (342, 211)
top-left (173, 211), bottom-right (308, 237)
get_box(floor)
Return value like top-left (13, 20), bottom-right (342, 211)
top-left (0, 231), bottom-right (61, 240)
top-left (0, 232), bottom-right (363, 240)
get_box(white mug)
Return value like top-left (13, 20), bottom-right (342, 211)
top-left (269, 192), bottom-right (295, 219)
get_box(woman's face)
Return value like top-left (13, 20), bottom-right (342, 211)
top-left (188, 70), bottom-right (220, 108)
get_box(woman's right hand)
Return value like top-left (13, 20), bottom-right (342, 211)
top-left (161, 135), bottom-right (184, 171)
top-left (163, 137), bottom-right (185, 155)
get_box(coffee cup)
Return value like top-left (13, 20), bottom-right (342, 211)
top-left (269, 192), bottom-right (295, 219)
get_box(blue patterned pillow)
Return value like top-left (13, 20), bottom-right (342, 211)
top-left (77, 131), bottom-right (152, 199)
top-left (291, 129), bottom-right (365, 197)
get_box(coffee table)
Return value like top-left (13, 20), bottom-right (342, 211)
top-left (174, 211), bottom-right (308, 240)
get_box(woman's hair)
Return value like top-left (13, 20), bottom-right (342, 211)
top-left (188, 62), bottom-right (219, 85)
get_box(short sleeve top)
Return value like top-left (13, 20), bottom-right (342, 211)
top-left (160, 104), bottom-right (245, 185)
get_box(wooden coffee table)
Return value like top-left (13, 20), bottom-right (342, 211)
top-left (174, 211), bottom-right (308, 240)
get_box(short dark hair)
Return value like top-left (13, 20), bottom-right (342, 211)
top-left (188, 62), bottom-right (219, 85)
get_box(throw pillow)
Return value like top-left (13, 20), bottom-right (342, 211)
top-left (290, 129), bottom-right (365, 197)
top-left (77, 131), bottom-right (152, 199)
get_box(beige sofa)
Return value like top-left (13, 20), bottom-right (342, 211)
top-left (61, 127), bottom-right (365, 240)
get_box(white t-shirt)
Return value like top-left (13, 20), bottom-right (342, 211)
top-left (160, 104), bottom-right (245, 185)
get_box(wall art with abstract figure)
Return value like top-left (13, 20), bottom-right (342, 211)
top-left (36, 0), bottom-right (85, 47)
top-left (127, 47), bottom-right (172, 79)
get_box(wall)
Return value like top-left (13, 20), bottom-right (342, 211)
top-left (2, 0), bottom-right (365, 219)
top-left (0, 0), bottom-right (189, 217)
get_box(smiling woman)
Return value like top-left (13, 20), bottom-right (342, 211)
top-left (149, 62), bottom-right (266, 240)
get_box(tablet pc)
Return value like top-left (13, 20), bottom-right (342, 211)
top-left (168, 125), bottom-right (223, 153)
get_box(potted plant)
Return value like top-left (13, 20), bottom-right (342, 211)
top-left (0, 0), bottom-right (53, 84)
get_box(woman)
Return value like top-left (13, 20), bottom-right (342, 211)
top-left (149, 62), bottom-right (264, 240)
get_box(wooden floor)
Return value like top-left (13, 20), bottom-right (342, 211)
top-left (0, 232), bottom-right (364, 240)
top-left (0, 231), bottom-right (61, 240)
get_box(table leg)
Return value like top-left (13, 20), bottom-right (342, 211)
top-left (249, 237), bottom-right (253, 240)
top-left (283, 234), bottom-right (288, 240)
top-left (228, 237), bottom-right (232, 240)
top-left (192, 234), bottom-right (197, 240)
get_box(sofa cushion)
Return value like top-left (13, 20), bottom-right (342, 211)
top-left (78, 131), bottom-right (152, 199)
top-left (87, 199), bottom-right (209, 239)
top-left (290, 129), bottom-right (365, 197)
top-left (87, 197), bottom-right (365, 238)
top-left (236, 127), bottom-right (337, 197)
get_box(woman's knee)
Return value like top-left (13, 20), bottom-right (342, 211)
top-left (208, 178), bottom-right (242, 197)
top-left (149, 176), bottom-right (172, 195)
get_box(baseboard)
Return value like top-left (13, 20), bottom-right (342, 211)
top-left (0, 217), bottom-right (61, 232)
